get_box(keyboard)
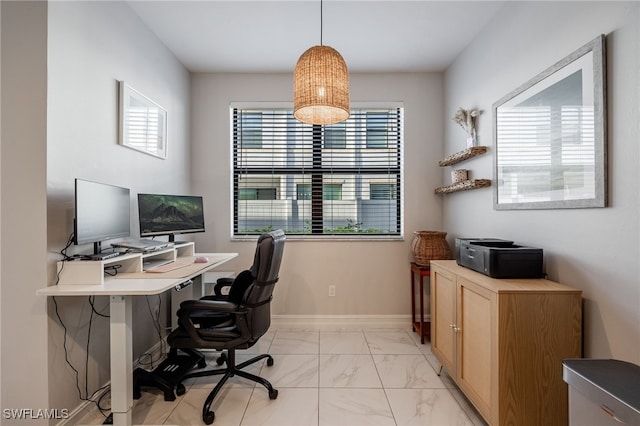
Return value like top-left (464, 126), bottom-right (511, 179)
top-left (145, 260), bottom-right (192, 273)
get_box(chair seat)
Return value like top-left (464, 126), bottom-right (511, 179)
top-left (168, 323), bottom-right (250, 347)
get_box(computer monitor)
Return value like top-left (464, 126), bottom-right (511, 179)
top-left (137, 193), bottom-right (205, 242)
top-left (74, 179), bottom-right (131, 256)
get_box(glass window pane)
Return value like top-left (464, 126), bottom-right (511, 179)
top-left (324, 122), bottom-right (346, 149)
top-left (323, 184), bottom-right (342, 200)
top-left (297, 184), bottom-right (311, 200)
top-left (240, 112), bottom-right (263, 148)
top-left (233, 108), bottom-right (402, 237)
top-left (366, 112), bottom-right (389, 148)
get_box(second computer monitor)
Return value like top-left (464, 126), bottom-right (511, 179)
top-left (137, 193), bottom-right (205, 242)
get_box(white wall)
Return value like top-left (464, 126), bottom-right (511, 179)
top-left (1, 1), bottom-right (49, 424)
top-left (46, 1), bottom-right (191, 414)
top-left (443, 1), bottom-right (640, 363)
top-left (191, 72), bottom-right (445, 317)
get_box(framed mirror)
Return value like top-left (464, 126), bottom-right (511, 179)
top-left (494, 35), bottom-right (606, 210)
top-left (118, 81), bottom-right (168, 159)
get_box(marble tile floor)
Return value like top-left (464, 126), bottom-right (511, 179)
top-left (77, 328), bottom-right (487, 426)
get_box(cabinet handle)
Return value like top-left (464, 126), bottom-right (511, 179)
top-left (600, 405), bottom-right (625, 423)
top-left (449, 324), bottom-right (455, 329)
top-left (454, 327), bottom-right (461, 333)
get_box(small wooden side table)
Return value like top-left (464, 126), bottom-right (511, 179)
top-left (410, 262), bottom-right (431, 344)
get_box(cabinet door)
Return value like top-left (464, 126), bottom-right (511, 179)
top-left (456, 277), bottom-right (494, 421)
top-left (430, 266), bottom-right (456, 375)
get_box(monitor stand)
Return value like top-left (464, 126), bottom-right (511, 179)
top-left (168, 235), bottom-right (189, 245)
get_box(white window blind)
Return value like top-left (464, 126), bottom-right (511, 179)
top-left (232, 106), bottom-right (403, 238)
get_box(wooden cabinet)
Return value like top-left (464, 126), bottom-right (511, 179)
top-left (430, 260), bottom-right (582, 426)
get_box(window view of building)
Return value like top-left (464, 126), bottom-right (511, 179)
top-left (232, 107), bottom-right (403, 237)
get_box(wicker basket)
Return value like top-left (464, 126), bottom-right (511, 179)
top-left (411, 231), bottom-right (452, 266)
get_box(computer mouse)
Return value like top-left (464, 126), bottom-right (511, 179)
top-left (194, 256), bottom-right (209, 263)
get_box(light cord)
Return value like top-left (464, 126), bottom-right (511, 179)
top-left (320, 0), bottom-right (323, 45)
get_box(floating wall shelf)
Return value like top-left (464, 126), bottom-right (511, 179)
top-left (436, 146), bottom-right (490, 194)
top-left (434, 179), bottom-right (491, 194)
top-left (438, 146), bottom-right (488, 167)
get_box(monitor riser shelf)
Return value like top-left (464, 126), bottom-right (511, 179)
top-left (56, 242), bottom-right (195, 285)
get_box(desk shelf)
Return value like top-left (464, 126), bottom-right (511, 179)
top-left (56, 243), bottom-right (195, 285)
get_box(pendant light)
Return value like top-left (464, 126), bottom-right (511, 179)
top-left (293, 0), bottom-right (349, 125)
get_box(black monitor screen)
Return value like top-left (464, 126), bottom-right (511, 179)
top-left (138, 193), bottom-right (205, 241)
top-left (74, 179), bottom-right (130, 248)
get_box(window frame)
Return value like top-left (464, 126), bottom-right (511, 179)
top-left (230, 102), bottom-right (404, 241)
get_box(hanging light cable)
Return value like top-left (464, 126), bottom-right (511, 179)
top-left (293, 0), bottom-right (350, 125)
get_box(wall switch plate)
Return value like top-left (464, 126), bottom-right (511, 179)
top-left (328, 285), bottom-right (336, 297)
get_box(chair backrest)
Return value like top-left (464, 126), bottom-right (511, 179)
top-left (249, 230), bottom-right (285, 292)
top-left (243, 229), bottom-right (285, 339)
top-left (226, 229), bottom-right (286, 304)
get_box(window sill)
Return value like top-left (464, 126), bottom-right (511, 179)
top-left (231, 235), bottom-right (405, 242)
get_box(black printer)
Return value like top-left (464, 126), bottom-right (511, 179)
top-left (455, 238), bottom-right (543, 278)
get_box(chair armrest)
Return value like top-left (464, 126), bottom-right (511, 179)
top-left (213, 277), bottom-right (235, 296)
top-left (175, 299), bottom-right (249, 343)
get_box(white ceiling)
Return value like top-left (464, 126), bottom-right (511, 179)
top-left (127, 0), bottom-right (506, 73)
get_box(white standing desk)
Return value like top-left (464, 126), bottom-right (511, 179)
top-left (37, 252), bottom-right (238, 426)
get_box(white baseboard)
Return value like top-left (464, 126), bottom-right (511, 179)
top-left (271, 314), bottom-right (414, 329)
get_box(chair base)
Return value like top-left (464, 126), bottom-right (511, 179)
top-left (133, 348), bottom-right (205, 401)
top-left (179, 349), bottom-right (278, 425)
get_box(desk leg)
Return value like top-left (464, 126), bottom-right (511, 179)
top-left (110, 295), bottom-right (133, 426)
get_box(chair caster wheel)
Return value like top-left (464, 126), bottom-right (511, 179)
top-left (216, 352), bottom-right (227, 365)
top-left (267, 357), bottom-right (274, 367)
top-left (198, 358), bottom-right (207, 368)
top-left (203, 411), bottom-right (215, 425)
top-left (269, 389), bottom-right (278, 400)
top-left (175, 384), bottom-right (185, 396)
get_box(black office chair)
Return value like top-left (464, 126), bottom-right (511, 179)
top-left (167, 229), bottom-right (285, 425)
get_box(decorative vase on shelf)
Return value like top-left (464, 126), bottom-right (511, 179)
top-left (466, 135), bottom-right (477, 148)
top-left (411, 231), bottom-right (452, 266)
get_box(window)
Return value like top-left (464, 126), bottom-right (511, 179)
top-left (324, 122), bottom-right (347, 149)
top-left (370, 183), bottom-right (396, 200)
top-left (232, 106), bottom-right (403, 238)
top-left (296, 183), bottom-right (342, 200)
top-left (239, 188), bottom-right (277, 200)
top-left (366, 112), bottom-right (390, 148)
top-left (238, 112), bottom-right (263, 148)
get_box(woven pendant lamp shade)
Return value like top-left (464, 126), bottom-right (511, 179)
top-left (293, 45), bottom-right (350, 125)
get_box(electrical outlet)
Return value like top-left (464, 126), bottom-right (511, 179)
top-left (328, 285), bottom-right (336, 297)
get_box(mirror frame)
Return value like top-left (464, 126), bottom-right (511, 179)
top-left (493, 35), bottom-right (606, 210)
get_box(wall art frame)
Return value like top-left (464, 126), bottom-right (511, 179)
top-left (493, 35), bottom-right (606, 210)
top-left (118, 81), bottom-right (167, 159)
